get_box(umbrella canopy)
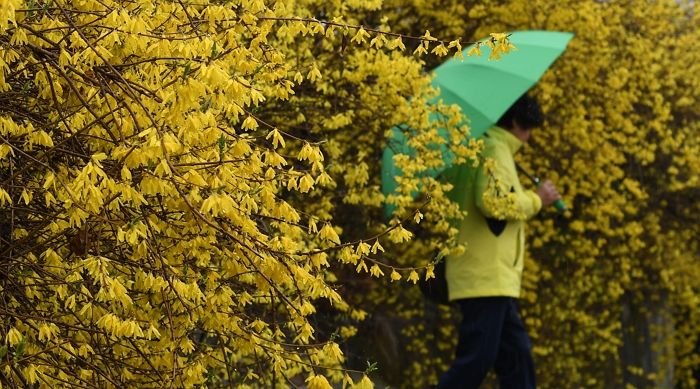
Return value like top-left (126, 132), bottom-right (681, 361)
top-left (432, 30), bottom-right (574, 138)
top-left (382, 30), bottom-right (573, 218)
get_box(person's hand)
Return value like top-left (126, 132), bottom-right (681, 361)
top-left (536, 179), bottom-right (562, 207)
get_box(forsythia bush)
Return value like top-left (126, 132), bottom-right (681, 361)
top-left (4, 0), bottom-right (697, 388)
top-left (0, 0), bottom-right (497, 387)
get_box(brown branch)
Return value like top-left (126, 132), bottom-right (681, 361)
top-left (256, 16), bottom-right (486, 46)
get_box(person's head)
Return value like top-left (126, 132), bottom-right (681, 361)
top-left (496, 94), bottom-right (544, 143)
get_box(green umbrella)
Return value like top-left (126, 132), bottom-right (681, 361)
top-left (382, 30), bottom-right (573, 218)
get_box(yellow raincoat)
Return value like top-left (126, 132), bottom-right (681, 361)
top-left (446, 126), bottom-right (542, 300)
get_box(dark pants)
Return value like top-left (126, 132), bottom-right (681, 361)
top-left (437, 297), bottom-right (536, 389)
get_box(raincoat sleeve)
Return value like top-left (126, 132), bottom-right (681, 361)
top-left (474, 142), bottom-right (542, 221)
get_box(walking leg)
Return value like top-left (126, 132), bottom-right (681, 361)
top-left (493, 299), bottom-right (536, 389)
top-left (438, 297), bottom-right (510, 389)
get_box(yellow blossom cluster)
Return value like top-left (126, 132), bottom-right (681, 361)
top-left (0, 0), bottom-right (495, 387)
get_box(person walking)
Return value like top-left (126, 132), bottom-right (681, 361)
top-left (437, 94), bottom-right (562, 389)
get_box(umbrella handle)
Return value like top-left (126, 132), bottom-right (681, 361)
top-left (534, 179), bottom-right (567, 213)
top-left (553, 199), bottom-right (567, 213)
top-left (515, 163), bottom-right (567, 213)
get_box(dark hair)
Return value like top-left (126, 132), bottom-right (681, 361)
top-left (496, 94), bottom-right (544, 130)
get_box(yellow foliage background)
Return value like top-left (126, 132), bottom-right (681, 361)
top-left (363, 1), bottom-right (700, 388)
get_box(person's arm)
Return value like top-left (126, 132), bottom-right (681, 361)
top-left (474, 143), bottom-right (541, 221)
top-left (535, 179), bottom-right (562, 209)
